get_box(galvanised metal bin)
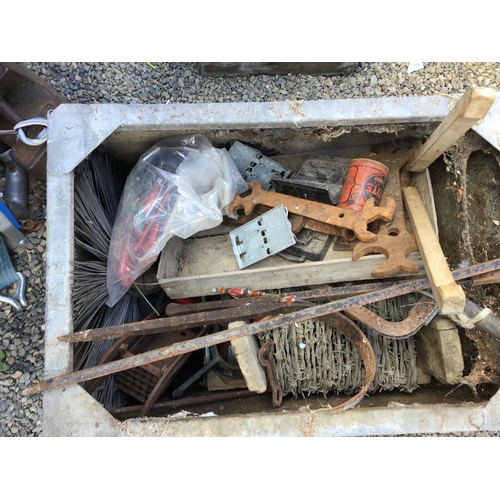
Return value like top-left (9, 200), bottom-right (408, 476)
top-left (43, 96), bottom-right (500, 436)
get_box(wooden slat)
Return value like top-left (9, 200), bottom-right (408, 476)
top-left (407, 87), bottom-right (496, 172)
top-left (158, 234), bottom-right (425, 298)
top-left (402, 186), bottom-right (465, 315)
top-left (198, 62), bottom-right (358, 77)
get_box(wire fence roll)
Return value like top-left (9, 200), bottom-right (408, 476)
top-left (259, 293), bottom-right (418, 397)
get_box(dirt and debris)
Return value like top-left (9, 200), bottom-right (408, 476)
top-left (429, 132), bottom-right (500, 391)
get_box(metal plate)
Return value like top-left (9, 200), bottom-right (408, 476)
top-left (228, 141), bottom-right (291, 190)
top-left (229, 205), bottom-right (296, 269)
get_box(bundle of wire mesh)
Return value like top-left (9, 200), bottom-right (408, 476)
top-left (73, 154), bottom-right (155, 407)
top-left (259, 293), bottom-right (419, 397)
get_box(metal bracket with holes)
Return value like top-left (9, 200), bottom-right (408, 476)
top-left (227, 141), bottom-right (291, 190)
top-left (229, 205), bottom-right (296, 269)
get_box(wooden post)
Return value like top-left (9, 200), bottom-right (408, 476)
top-left (402, 186), bottom-right (465, 315)
top-left (406, 87), bottom-right (496, 173)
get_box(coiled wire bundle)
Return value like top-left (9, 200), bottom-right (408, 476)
top-left (259, 293), bottom-right (418, 397)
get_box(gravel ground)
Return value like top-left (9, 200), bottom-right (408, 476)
top-left (1, 61), bottom-right (500, 437)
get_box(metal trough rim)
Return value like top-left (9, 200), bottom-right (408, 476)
top-left (44, 95), bottom-right (500, 436)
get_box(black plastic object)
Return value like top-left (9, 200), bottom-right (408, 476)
top-left (279, 228), bottom-right (333, 262)
top-left (272, 155), bottom-right (351, 204)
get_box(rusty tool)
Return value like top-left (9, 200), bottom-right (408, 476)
top-left (228, 181), bottom-right (396, 243)
top-left (227, 206), bottom-right (355, 241)
top-left (352, 147), bottom-right (420, 278)
top-left (344, 295), bottom-right (437, 339)
top-left (258, 339), bottom-right (283, 407)
top-left (23, 258), bottom-right (500, 397)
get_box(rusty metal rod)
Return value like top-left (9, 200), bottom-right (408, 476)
top-left (291, 280), bottom-right (411, 301)
top-left (165, 281), bottom-right (406, 316)
top-left (22, 258), bottom-right (500, 397)
top-left (60, 299), bottom-right (314, 343)
top-left (108, 390), bottom-right (255, 419)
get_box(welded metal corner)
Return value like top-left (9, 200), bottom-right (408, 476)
top-left (47, 105), bottom-right (126, 175)
top-left (47, 95), bottom-right (457, 176)
top-left (42, 385), bottom-right (125, 437)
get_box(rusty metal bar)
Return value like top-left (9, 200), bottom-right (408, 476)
top-left (291, 281), bottom-right (406, 300)
top-left (321, 312), bottom-right (377, 413)
top-left (60, 298), bottom-right (314, 343)
top-left (166, 299), bottom-right (245, 316)
top-left (165, 282), bottom-right (397, 316)
top-left (22, 258), bottom-right (500, 397)
top-left (108, 389), bottom-right (256, 419)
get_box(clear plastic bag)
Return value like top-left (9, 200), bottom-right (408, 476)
top-left (106, 135), bottom-right (247, 307)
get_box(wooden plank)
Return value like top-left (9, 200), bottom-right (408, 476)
top-left (402, 186), bottom-right (465, 315)
top-left (411, 169), bottom-right (439, 236)
top-left (407, 87), bottom-right (496, 172)
top-left (158, 233), bottom-right (425, 298)
top-left (198, 62), bottom-right (358, 77)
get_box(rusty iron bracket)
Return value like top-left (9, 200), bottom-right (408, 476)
top-left (322, 313), bottom-right (377, 413)
top-left (344, 296), bottom-right (438, 339)
top-left (258, 338), bottom-right (283, 407)
top-left (352, 147), bottom-right (420, 278)
top-left (229, 181), bottom-right (396, 243)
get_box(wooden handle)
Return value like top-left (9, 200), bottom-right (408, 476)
top-left (402, 186), bottom-right (465, 315)
top-left (407, 87), bottom-right (496, 173)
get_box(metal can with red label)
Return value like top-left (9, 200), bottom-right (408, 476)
top-left (337, 158), bottom-right (389, 211)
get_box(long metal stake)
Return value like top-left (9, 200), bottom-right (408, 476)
top-left (23, 258), bottom-right (500, 397)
